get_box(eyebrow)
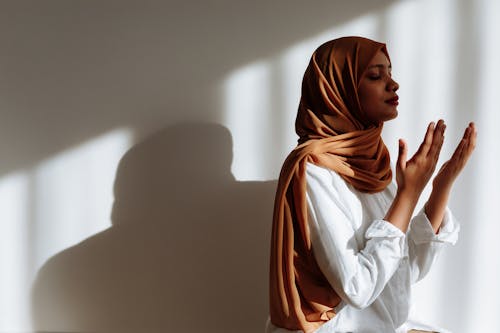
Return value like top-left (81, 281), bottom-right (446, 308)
top-left (367, 64), bottom-right (392, 70)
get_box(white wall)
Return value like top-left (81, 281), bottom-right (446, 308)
top-left (1, 1), bottom-right (497, 332)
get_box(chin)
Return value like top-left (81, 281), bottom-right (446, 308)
top-left (378, 113), bottom-right (397, 125)
top-left (365, 107), bottom-right (398, 125)
top-left (386, 108), bottom-right (398, 121)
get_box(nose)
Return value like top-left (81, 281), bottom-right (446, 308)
top-left (387, 77), bottom-right (399, 92)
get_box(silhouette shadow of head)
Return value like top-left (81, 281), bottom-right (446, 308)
top-left (32, 122), bottom-right (276, 333)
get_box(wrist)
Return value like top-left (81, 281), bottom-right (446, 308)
top-left (394, 189), bottom-right (420, 214)
top-left (431, 181), bottom-right (452, 197)
top-left (396, 186), bottom-right (421, 203)
top-left (432, 176), bottom-right (454, 193)
top-left (426, 184), bottom-right (451, 233)
top-left (385, 188), bottom-right (420, 233)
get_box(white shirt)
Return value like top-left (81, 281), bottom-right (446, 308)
top-left (266, 162), bottom-right (459, 333)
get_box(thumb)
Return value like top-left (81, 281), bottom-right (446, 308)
top-left (397, 139), bottom-right (407, 172)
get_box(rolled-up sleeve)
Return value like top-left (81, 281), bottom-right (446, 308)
top-left (407, 207), bottom-right (460, 283)
top-left (306, 163), bottom-right (405, 310)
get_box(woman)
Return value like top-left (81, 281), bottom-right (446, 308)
top-left (267, 37), bottom-right (476, 333)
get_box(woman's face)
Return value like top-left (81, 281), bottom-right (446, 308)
top-left (358, 50), bottom-right (399, 125)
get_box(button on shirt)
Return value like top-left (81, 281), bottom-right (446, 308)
top-left (266, 163), bottom-right (459, 333)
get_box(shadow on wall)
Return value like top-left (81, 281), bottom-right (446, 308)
top-left (31, 122), bottom-right (277, 333)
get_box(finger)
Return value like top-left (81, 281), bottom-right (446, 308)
top-left (467, 122), bottom-right (477, 153)
top-left (458, 139), bottom-right (468, 165)
top-left (455, 124), bottom-right (472, 154)
top-left (442, 123), bottom-right (476, 176)
top-left (397, 139), bottom-right (408, 172)
top-left (461, 123), bottom-right (477, 164)
top-left (448, 125), bottom-right (473, 172)
top-left (427, 119), bottom-right (446, 158)
top-left (458, 125), bottom-right (470, 155)
top-left (415, 121), bottom-right (435, 156)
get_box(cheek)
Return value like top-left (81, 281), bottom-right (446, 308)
top-left (359, 84), bottom-right (385, 106)
top-left (358, 86), bottom-right (377, 109)
top-left (358, 85), bottom-right (387, 121)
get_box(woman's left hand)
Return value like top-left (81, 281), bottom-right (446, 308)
top-left (432, 122), bottom-right (477, 191)
top-left (425, 122), bottom-right (477, 233)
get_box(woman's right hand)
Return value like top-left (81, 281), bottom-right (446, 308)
top-left (385, 120), bottom-right (446, 232)
top-left (396, 120), bottom-right (446, 198)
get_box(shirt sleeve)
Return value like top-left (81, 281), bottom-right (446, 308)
top-left (305, 163), bottom-right (405, 310)
top-left (407, 206), bottom-right (460, 283)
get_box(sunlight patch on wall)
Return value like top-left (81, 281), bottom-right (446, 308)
top-left (414, 0), bottom-right (457, 123)
top-left (0, 172), bottom-right (30, 331)
top-left (0, 128), bottom-right (132, 332)
top-left (465, 0), bottom-right (500, 331)
top-left (33, 128), bottom-right (132, 272)
top-left (382, 0), bottom-right (422, 156)
top-left (383, 0), bottom-right (457, 155)
top-left (223, 61), bottom-right (272, 181)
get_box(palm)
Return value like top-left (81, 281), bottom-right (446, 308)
top-left (433, 123), bottom-right (476, 190)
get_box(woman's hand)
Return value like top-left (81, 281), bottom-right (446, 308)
top-left (425, 122), bottom-right (477, 232)
top-left (396, 120), bottom-right (446, 197)
top-left (385, 120), bottom-right (446, 232)
top-left (432, 122), bottom-right (477, 191)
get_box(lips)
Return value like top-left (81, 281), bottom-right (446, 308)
top-left (385, 96), bottom-right (399, 105)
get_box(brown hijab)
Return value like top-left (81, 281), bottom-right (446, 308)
top-left (269, 37), bottom-right (393, 332)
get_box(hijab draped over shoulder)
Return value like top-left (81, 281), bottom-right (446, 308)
top-left (269, 36), bottom-right (393, 332)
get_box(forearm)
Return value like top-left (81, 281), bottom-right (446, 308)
top-left (425, 184), bottom-right (451, 233)
top-left (384, 189), bottom-right (420, 233)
